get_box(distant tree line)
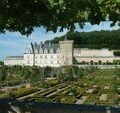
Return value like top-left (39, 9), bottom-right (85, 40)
top-left (114, 51), bottom-right (120, 56)
top-left (46, 30), bottom-right (120, 49)
top-left (0, 61), bottom-right (4, 66)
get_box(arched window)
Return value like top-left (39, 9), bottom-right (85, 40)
top-left (90, 60), bottom-right (94, 65)
top-left (82, 61), bottom-right (86, 64)
top-left (98, 60), bottom-right (102, 65)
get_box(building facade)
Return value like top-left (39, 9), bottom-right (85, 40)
top-left (74, 48), bottom-right (120, 63)
top-left (4, 40), bottom-right (73, 67)
top-left (4, 56), bottom-right (23, 66)
top-left (4, 39), bottom-right (120, 67)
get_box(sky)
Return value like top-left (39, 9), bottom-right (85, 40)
top-left (0, 21), bottom-right (120, 61)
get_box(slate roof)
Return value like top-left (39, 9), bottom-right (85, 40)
top-left (42, 44), bottom-right (59, 50)
top-left (31, 42), bottom-right (60, 54)
top-left (6, 56), bottom-right (23, 59)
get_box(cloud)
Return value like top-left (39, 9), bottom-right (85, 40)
top-left (75, 21), bottom-right (120, 32)
top-left (0, 21), bottom-right (119, 60)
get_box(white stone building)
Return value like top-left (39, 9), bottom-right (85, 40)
top-left (74, 48), bottom-right (120, 63)
top-left (4, 39), bottom-right (120, 67)
top-left (4, 40), bottom-right (73, 67)
top-left (4, 56), bottom-right (23, 66)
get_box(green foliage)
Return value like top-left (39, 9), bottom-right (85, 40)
top-left (7, 65), bottom-right (22, 75)
top-left (0, 0), bottom-right (119, 35)
top-left (77, 68), bottom-right (85, 78)
top-left (0, 66), bottom-right (6, 84)
top-left (115, 68), bottom-right (120, 78)
top-left (44, 66), bottom-right (52, 77)
top-left (20, 67), bottom-right (31, 79)
top-left (69, 88), bottom-right (77, 95)
top-left (56, 71), bottom-right (64, 82)
top-left (0, 61), bottom-right (4, 66)
top-left (72, 66), bottom-right (79, 76)
top-left (63, 66), bottom-right (74, 81)
top-left (114, 51), bottom-right (120, 56)
top-left (34, 97), bottom-right (53, 103)
top-left (113, 60), bottom-right (120, 63)
top-left (49, 30), bottom-right (120, 49)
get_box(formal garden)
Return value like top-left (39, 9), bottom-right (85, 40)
top-left (0, 65), bottom-right (120, 107)
top-left (30, 69), bottom-right (120, 106)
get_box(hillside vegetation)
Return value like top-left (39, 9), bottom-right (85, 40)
top-left (46, 30), bottom-right (120, 49)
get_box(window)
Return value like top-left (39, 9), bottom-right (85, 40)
top-left (98, 60), bottom-right (102, 65)
top-left (27, 61), bottom-right (30, 64)
top-left (51, 61), bottom-right (53, 64)
top-left (57, 61), bottom-right (59, 64)
top-left (50, 49), bottom-right (54, 53)
top-left (57, 55), bottom-right (59, 59)
top-left (56, 48), bottom-right (60, 53)
top-left (51, 55), bottom-right (53, 58)
top-left (40, 55), bottom-right (42, 59)
top-left (35, 60), bottom-right (37, 64)
top-left (44, 49), bottom-right (48, 54)
top-left (39, 49), bottom-right (43, 54)
top-left (45, 55), bottom-right (47, 59)
top-left (35, 56), bottom-right (37, 59)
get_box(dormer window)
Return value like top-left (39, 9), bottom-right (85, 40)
top-left (39, 49), bottom-right (43, 54)
top-left (44, 48), bottom-right (48, 54)
top-left (35, 49), bottom-right (38, 54)
top-left (56, 48), bottom-right (60, 54)
top-left (50, 48), bottom-right (54, 54)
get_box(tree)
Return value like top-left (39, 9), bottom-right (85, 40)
top-left (77, 68), bottom-right (85, 79)
top-left (31, 66), bottom-right (43, 82)
top-left (0, 0), bottom-right (119, 35)
top-left (0, 61), bottom-right (4, 66)
top-left (114, 51), bottom-right (120, 56)
top-left (47, 30), bottom-right (120, 49)
top-left (63, 66), bottom-right (74, 81)
top-left (56, 71), bottom-right (64, 82)
top-left (20, 67), bottom-right (31, 82)
top-left (44, 66), bottom-right (52, 77)
top-left (0, 66), bottom-right (6, 85)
